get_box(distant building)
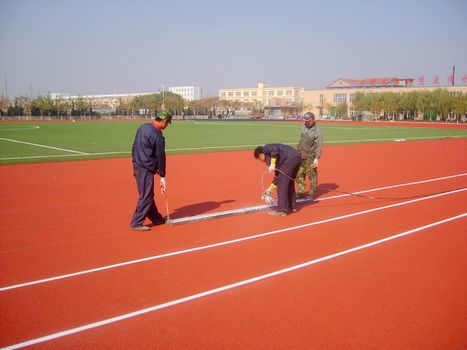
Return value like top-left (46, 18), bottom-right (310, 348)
top-left (49, 93), bottom-right (71, 100)
top-left (169, 86), bottom-right (202, 101)
top-left (47, 88), bottom-right (202, 115)
top-left (45, 92), bottom-right (155, 117)
top-left (218, 79), bottom-right (467, 119)
top-left (304, 77), bottom-right (467, 119)
top-left (219, 83), bottom-right (305, 118)
top-left (327, 77), bottom-right (414, 89)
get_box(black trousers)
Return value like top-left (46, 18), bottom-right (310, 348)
top-left (275, 155), bottom-right (301, 212)
top-left (130, 166), bottom-right (163, 227)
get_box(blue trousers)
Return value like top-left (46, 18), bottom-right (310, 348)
top-left (130, 166), bottom-right (163, 227)
top-left (275, 155), bottom-right (301, 212)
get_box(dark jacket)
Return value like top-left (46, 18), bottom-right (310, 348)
top-left (131, 123), bottom-right (166, 177)
top-left (263, 143), bottom-right (300, 167)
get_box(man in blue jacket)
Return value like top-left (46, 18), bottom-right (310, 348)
top-left (254, 143), bottom-right (301, 216)
top-left (130, 111), bottom-right (172, 231)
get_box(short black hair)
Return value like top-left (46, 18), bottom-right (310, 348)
top-left (254, 146), bottom-right (263, 159)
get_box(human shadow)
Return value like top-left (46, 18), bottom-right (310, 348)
top-left (171, 199), bottom-right (236, 219)
top-left (296, 183), bottom-right (340, 210)
top-left (316, 183), bottom-right (339, 198)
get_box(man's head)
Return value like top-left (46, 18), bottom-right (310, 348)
top-left (254, 146), bottom-right (266, 163)
top-left (156, 110), bottom-right (172, 129)
top-left (303, 112), bottom-right (315, 127)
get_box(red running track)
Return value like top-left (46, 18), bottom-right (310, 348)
top-left (1, 138), bottom-right (467, 349)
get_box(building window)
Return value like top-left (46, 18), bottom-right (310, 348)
top-left (334, 93), bottom-right (347, 103)
top-left (319, 94), bottom-right (325, 105)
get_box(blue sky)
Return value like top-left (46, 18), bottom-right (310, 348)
top-left (1, 0), bottom-right (466, 98)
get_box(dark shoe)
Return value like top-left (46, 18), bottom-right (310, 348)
top-left (296, 192), bottom-right (309, 199)
top-left (151, 217), bottom-right (166, 226)
top-left (268, 211), bottom-right (287, 216)
top-left (131, 225), bottom-right (150, 231)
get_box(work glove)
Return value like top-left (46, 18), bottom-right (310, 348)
top-left (268, 158), bottom-right (277, 173)
top-left (160, 177), bottom-right (167, 193)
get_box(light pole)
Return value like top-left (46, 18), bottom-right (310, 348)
top-left (160, 84), bottom-right (165, 109)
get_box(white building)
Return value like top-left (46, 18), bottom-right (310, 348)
top-left (219, 82), bottom-right (304, 106)
top-left (169, 86), bottom-right (202, 101)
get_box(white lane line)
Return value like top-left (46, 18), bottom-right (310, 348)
top-left (3, 212), bottom-right (466, 350)
top-left (317, 173), bottom-right (467, 201)
top-left (0, 125), bottom-right (40, 131)
top-left (326, 135), bottom-right (466, 143)
top-left (168, 171), bottom-right (467, 224)
top-left (0, 151), bottom-right (127, 160)
top-left (0, 138), bottom-right (89, 155)
top-left (1, 186), bottom-right (466, 293)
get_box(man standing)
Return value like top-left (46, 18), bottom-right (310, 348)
top-left (254, 144), bottom-right (301, 216)
top-left (296, 112), bottom-right (323, 199)
top-left (130, 110), bottom-right (172, 231)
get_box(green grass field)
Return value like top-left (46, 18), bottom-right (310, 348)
top-left (1, 120), bottom-right (466, 165)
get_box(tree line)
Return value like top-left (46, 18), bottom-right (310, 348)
top-left (1, 88), bottom-right (466, 122)
top-left (0, 92), bottom-right (252, 119)
top-left (351, 89), bottom-right (467, 121)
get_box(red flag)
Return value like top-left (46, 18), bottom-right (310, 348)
top-left (418, 75), bottom-right (425, 85)
top-left (433, 75), bottom-right (440, 85)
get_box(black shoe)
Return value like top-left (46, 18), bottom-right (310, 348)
top-left (151, 217), bottom-right (166, 226)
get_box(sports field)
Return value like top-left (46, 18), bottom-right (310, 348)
top-left (1, 120), bottom-right (467, 349)
top-left (1, 119), bottom-right (466, 164)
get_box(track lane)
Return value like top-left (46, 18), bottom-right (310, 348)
top-left (1, 139), bottom-right (467, 348)
top-left (3, 212), bottom-right (466, 349)
top-left (1, 188), bottom-right (466, 348)
top-left (2, 173), bottom-right (466, 291)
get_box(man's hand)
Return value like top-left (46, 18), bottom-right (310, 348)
top-left (261, 183), bottom-right (277, 205)
top-left (261, 183), bottom-right (276, 199)
top-left (160, 177), bottom-right (167, 193)
top-left (268, 157), bottom-right (277, 173)
top-left (261, 190), bottom-right (271, 201)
